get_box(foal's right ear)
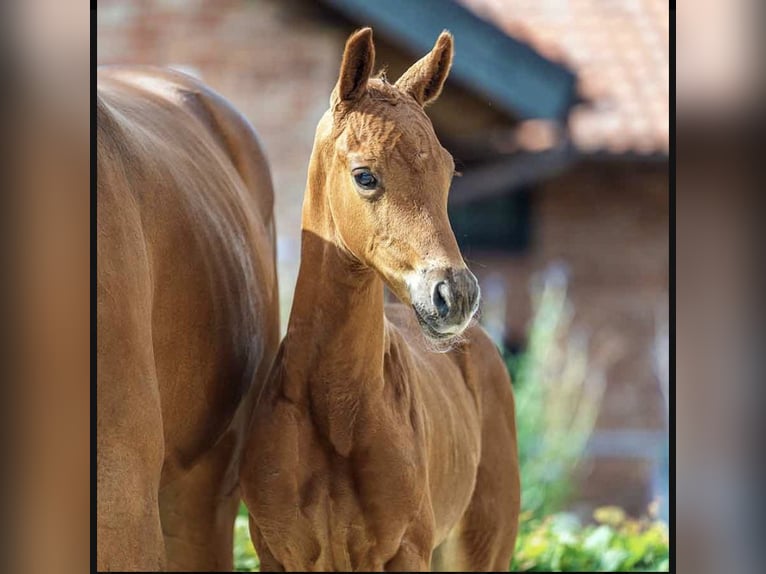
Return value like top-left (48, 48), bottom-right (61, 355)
top-left (334, 27), bottom-right (375, 105)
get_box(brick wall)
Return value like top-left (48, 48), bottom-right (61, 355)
top-left (471, 161), bottom-right (669, 516)
top-left (477, 162), bottom-right (669, 431)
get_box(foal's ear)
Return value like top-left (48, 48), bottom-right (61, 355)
top-left (395, 31), bottom-right (453, 106)
top-left (335, 27), bottom-right (375, 104)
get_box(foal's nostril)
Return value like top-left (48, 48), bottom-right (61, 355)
top-left (433, 280), bottom-right (451, 319)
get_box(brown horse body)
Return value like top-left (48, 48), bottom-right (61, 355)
top-left (97, 67), bottom-right (279, 571)
top-left (241, 30), bottom-right (519, 571)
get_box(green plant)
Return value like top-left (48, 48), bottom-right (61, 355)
top-left (511, 506), bottom-right (669, 572)
top-left (508, 266), bottom-right (611, 518)
top-left (233, 510), bottom-right (259, 572)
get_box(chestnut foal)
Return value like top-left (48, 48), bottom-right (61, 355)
top-left (241, 29), bottom-right (519, 572)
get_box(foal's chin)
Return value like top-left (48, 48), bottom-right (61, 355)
top-left (414, 312), bottom-right (474, 352)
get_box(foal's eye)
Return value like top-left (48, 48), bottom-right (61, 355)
top-left (352, 169), bottom-right (379, 192)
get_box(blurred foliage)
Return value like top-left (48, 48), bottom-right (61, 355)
top-left (506, 266), bottom-right (608, 518)
top-left (511, 507), bottom-right (669, 572)
top-left (234, 511), bottom-right (259, 573)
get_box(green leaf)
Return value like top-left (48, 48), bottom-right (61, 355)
top-left (583, 525), bottom-right (613, 553)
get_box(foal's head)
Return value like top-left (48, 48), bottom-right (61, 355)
top-left (312, 28), bottom-right (479, 341)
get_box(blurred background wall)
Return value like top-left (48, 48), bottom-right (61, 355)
top-left (97, 0), bottom-right (668, 520)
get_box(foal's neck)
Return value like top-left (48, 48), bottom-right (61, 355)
top-left (286, 230), bottom-right (386, 379)
top-left (282, 167), bottom-right (387, 454)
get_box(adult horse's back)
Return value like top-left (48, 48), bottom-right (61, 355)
top-left (97, 67), bottom-right (279, 571)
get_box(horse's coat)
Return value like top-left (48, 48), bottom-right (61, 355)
top-left (97, 66), bottom-right (279, 571)
top-left (240, 29), bottom-right (520, 572)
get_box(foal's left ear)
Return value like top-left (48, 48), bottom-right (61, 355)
top-left (395, 31), bottom-right (454, 106)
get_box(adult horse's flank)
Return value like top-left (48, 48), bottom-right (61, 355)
top-left (240, 28), bottom-right (520, 572)
top-left (97, 67), bottom-right (279, 571)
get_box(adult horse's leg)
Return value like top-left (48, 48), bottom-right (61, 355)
top-left (97, 419), bottom-right (165, 571)
top-left (248, 522), bottom-right (285, 572)
top-left (159, 427), bottom-right (241, 571)
top-left (160, 341), bottom-right (279, 572)
top-left (97, 207), bottom-right (166, 570)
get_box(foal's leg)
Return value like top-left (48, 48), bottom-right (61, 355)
top-left (450, 465), bottom-right (519, 571)
top-left (452, 398), bottom-right (521, 571)
top-left (384, 505), bottom-right (435, 572)
top-left (159, 428), bottom-right (242, 571)
top-left (436, 361), bottom-right (520, 572)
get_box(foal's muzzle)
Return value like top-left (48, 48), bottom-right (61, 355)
top-left (409, 267), bottom-right (480, 340)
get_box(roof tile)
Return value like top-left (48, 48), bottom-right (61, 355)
top-left (457, 0), bottom-right (669, 155)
